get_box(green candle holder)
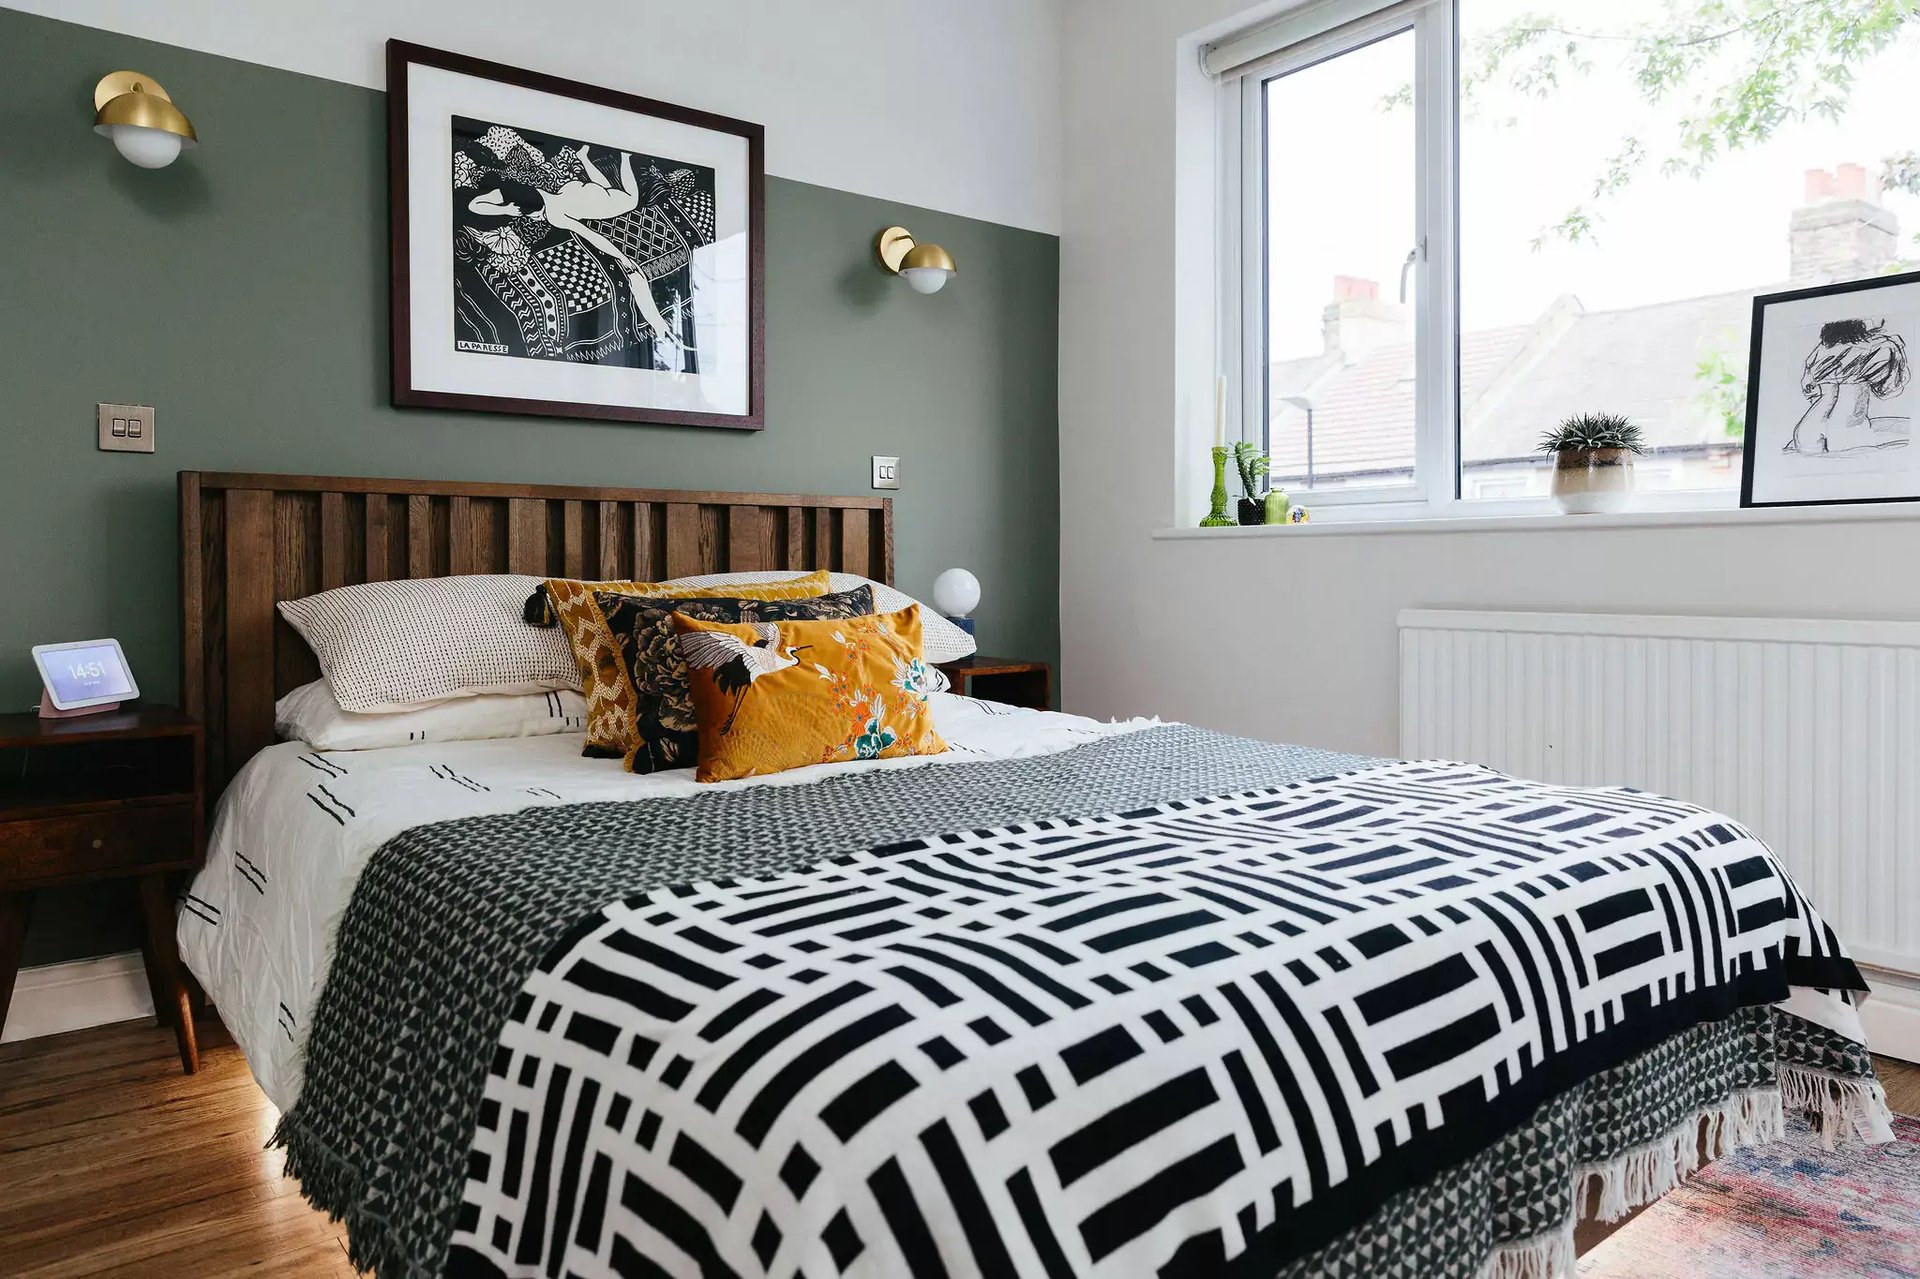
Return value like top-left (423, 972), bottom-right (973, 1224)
top-left (1199, 445), bottom-right (1235, 527)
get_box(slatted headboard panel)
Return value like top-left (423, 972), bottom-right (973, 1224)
top-left (179, 472), bottom-right (894, 790)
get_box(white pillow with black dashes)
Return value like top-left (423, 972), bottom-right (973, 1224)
top-left (664, 570), bottom-right (978, 664)
top-left (276, 680), bottom-right (587, 750)
top-left (277, 574), bottom-right (578, 713)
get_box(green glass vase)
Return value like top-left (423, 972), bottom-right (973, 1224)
top-left (1199, 446), bottom-right (1234, 527)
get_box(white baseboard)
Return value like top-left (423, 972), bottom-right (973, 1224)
top-left (1860, 965), bottom-right (1920, 1065)
top-left (2, 950), bottom-right (155, 1044)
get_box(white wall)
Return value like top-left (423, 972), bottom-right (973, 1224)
top-left (1058, 0), bottom-right (1920, 758)
top-left (7, 0), bottom-right (1062, 233)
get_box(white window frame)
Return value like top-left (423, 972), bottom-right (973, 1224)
top-left (1216, 0), bottom-right (1741, 523)
top-left (1221, 0), bottom-right (1455, 517)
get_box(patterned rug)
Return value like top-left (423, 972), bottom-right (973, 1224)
top-left (1579, 1111), bottom-right (1920, 1277)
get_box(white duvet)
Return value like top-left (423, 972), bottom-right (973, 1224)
top-left (179, 695), bottom-right (1152, 1110)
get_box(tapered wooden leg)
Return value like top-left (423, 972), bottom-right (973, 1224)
top-left (137, 874), bottom-right (197, 1074)
top-left (0, 890), bottom-right (30, 1042)
top-left (183, 966), bottom-right (211, 1014)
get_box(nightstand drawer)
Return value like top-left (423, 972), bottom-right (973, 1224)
top-left (0, 803), bottom-right (197, 888)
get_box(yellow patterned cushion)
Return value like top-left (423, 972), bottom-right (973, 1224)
top-left (542, 569), bottom-right (829, 758)
top-left (672, 605), bottom-right (948, 782)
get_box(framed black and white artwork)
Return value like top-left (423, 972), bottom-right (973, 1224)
top-left (1741, 269), bottom-right (1919, 507)
top-left (388, 41), bottom-right (765, 430)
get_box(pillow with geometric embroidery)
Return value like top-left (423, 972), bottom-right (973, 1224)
top-left (663, 569), bottom-right (976, 663)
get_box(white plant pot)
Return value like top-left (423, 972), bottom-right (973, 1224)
top-left (1551, 448), bottom-right (1634, 514)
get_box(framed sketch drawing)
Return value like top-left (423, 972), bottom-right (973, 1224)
top-left (1741, 270), bottom-right (1919, 507)
top-left (388, 41), bottom-right (765, 430)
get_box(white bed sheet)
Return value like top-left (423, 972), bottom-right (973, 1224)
top-left (179, 695), bottom-right (1153, 1111)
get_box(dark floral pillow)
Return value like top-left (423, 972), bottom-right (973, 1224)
top-left (597, 584), bottom-right (875, 773)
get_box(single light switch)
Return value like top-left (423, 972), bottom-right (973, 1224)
top-left (871, 455), bottom-right (900, 490)
top-left (98, 403), bottom-right (155, 453)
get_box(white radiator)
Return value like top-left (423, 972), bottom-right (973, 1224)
top-left (1398, 609), bottom-right (1920, 995)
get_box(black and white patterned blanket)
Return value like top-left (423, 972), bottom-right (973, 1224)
top-left (272, 727), bottom-right (1882, 1278)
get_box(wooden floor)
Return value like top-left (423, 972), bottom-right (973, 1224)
top-left (1877, 1051), bottom-right (1920, 1114)
top-left (3, 1019), bottom-right (1918, 1277)
top-left (0, 1017), bottom-right (355, 1277)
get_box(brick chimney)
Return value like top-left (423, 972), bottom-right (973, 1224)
top-left (1321, 275), bottom-right (1410, 361)
top-left (1791, 163), bottom-right (1899, 285)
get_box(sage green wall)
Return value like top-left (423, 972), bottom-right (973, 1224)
top-left (1, 9), bottom-right (1059, 966)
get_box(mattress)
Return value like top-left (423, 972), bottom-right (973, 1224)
top-left (179, 693), bottom-right (1151, 1110)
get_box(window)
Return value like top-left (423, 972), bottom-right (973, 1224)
top-left (1264, 28), bottom-right (1420, 493)
top-left (1218, 0), bottom-right (1920, 517)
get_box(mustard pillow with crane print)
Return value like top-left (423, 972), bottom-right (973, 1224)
top-left (671, 605), bottom-right (947, 782)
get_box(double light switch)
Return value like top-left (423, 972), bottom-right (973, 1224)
top-left (98, 403), bottom-right (155, 453)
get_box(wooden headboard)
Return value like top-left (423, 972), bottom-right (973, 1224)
top-left (179, 471), bottom-right (894, 789)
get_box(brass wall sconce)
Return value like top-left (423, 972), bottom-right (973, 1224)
top-left (93, 71), bottom-right (198, 169)
top-left (875, 226), bottom-right (957, 295)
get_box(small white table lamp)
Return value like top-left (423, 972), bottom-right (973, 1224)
top-left (932, 568), bottom-right (980, 636)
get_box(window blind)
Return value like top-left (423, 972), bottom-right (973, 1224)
top-left (1201, 0), bottom-right (1422, 80)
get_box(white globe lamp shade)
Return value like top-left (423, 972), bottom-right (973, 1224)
top-left (92, 75), bottom-right (197, 170)
top-left (898, 241), bottom-right (957, 295)
top-left (901, 266), bottom-right (952, 295)
top-left (932, 568), bottom-right (980, 619)
top-left (102, 124), bottom-right (184, 169)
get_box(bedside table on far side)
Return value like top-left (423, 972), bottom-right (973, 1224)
top-left (0, 706), bottom-right (205, 1072)
top-left (936, 657), bottom-right (1053, 711)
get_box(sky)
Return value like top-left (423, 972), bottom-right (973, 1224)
top-left (1265, 0), bottom-right (1920, 360)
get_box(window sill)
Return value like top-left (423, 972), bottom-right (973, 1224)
top-left (1152, 501), bottom-right (1920, 540)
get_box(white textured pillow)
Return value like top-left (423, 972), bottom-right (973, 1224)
top-left (276, 680), bottom-right (587, 750)
top-left (278, 575), bottom-right (577, 712)
top-left (666, 570), bottom-right (978, 663)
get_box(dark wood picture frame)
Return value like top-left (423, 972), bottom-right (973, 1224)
top-left (387, 40), bottom-right (767, 430)
top-left (1740, 267), bottom-right (1920, 509)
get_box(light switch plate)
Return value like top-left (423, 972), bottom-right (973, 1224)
top-left (871, 455), bottom-right (900, 490)
top-left (98, 403), bottom-right (155, 453)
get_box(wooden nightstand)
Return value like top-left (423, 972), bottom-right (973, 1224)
top-left (0, 706), bottom-right (205, 1072)
top-left (936, 656), bottom-right (1053, 710)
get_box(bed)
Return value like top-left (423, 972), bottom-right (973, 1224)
top-left (174, 471), bottom-right (1894, 1279)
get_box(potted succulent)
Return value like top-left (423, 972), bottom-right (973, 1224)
top-left (1232, 442), bottom-right (1272, 525)
top-left (1538, 413), bottom-right (1645, 514)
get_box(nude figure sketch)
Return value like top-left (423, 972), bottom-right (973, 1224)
top-left (1785, 317), bottom-right (1911, 456)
